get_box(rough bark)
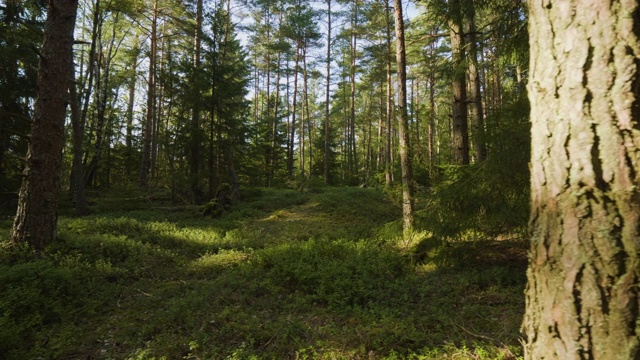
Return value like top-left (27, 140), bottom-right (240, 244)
top-left (449, 0), bottom-right (469, 165)
top-left (393, 0), bottom-right (414, 234)
top-left (11, 0), bottom-right (79, 251)
top-left (524, 1), bottom-right (640, 359)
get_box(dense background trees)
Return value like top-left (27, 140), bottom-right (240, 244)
top-left (7, 0), bottom-right (640, 359)
top-left (1, 0), bottom-right (529, 219)
top-left (0, 0), bottom-right (532, 249)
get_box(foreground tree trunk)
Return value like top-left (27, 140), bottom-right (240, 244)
top-left (393, 0), bottom-right (414, 234)
top-left (524, 1), bottom-right (640, 358)
top-left (11, 0), bottom-right (79, 251)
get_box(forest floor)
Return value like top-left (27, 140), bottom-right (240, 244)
top-left (0, 186), bottom-right (527, 359)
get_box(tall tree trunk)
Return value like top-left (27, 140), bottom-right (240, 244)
top-left (288, 45), bottom-right (300, 180)
top-left (384, 0), bottom-right (393, 186)
top-left (377, 79), bottom-right (384, 171)
top-left (465, 3), bottom-right (486, 162)
top-left (85, 12), bottom-right (119, 186)
top-left (524, 1), bottom-right (640, 358)
top-left (393, 0), bottom-right (414, 234)
top-left (270, 49), bottom-right (282, 187)
top-left (152, 21), bottom-right (168, 181)
top-left (11, 0), bottom-right (79, 251)
top-left (412, 77), bottom-right (421, 163)
top-left (76, 0), bottom-right (100, 184)
top-left (449, 0), bottom-right (469, 165)
top-left (69, 49), bottom-right (90, 215)
top-left (125, 38), bottom-right (138, 150)
top-left (303, 44), bottom-right (312, 178)
top-left (189, 0), bottom-right (203, 201)
top-left (349, 0), bottom-right (358, 180)
top-left (365, 92), bottom-right (373, 183)
top-left (139, 0), bottom-right (157, 188)
top-left (324, 0), bottom-right (331, 184)
top-left (428, 48), bottom-right (436, 174)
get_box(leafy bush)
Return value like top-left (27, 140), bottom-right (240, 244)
top-left (0, 255), bottom-right (119, 358)
top-left (254, 238), bottom-right (409, 311)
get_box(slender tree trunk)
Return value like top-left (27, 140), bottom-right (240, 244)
top-left (377, 79), bottom-right (384, 171)
top-left (77, 0), bottom-right (100, 185)
top-left (449, 0), bottom-right (469, 165)
top-left (270, 49), bottom-right (282, 187)
top-left (11, 0), bottom-right (79, 251)
top-left (324, 0), bottom-right (331, 184)
top-left (413, 77), bottom-right (421, 163)
top-left (349, 0), bottom-right (358, 180)
top-left (78, 0), bottom-right (99, 156)
top-left (384, 0), bottom-right (393, 186)
top-left (365, 92), bottom-right (373, 183)
top-left (139, 0), bottom-right (157, 188)
top-left (524, 1), bottom-right (640, 358)
top-left (288, 45), bottom-right (300, 180)
top-left (86, 13), bottom-right (119, 186)
top-left (465, 4), bottom-right (486, 162)
top-left (189, 0), bottom-right (203, 201)
top-left (393, 0), bottom-right (414, 234)
top-left (428, 51), bottom-right (436, 174)
top-left (69, 49), bottom-right (89, 215)
top-left (125, 38), bottom-right (138, 150)
top-left (303, 44), bottom-right (312, 178)
top-left (152, 22), bottom-right (167, 181)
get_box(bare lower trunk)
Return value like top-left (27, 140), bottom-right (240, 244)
top-left (393, 0), bottom-right (414, 234)
top-left (11, 0), bottom-right (79, 251)
top-left (524, 1), bottom-right (640, 358)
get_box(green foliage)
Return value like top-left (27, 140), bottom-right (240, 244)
top-left (254, 238), bottom-right (408, 311)
top-left (0, 187), bottom-right (525, 359)
top-left (417, 96), bottom-right (530, 241)
top-left (0, 1), bottom-right (44, 195)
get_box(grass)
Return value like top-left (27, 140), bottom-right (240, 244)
top-left (0, 186), bottom-right (526, 359)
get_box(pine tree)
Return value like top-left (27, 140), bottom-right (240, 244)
top-left (524, 0), bottom-right (640, 358)
top-left (11, 0), bottom-right (79, 251)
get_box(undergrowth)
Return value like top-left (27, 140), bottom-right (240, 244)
top-left (0, 186), bottom-right (526, 359)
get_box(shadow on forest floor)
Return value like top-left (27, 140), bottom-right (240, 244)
top-left (0, 186), bottom-right (527, 359)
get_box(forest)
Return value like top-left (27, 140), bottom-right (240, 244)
top-left (1, 0), bottom-right (639, 359)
